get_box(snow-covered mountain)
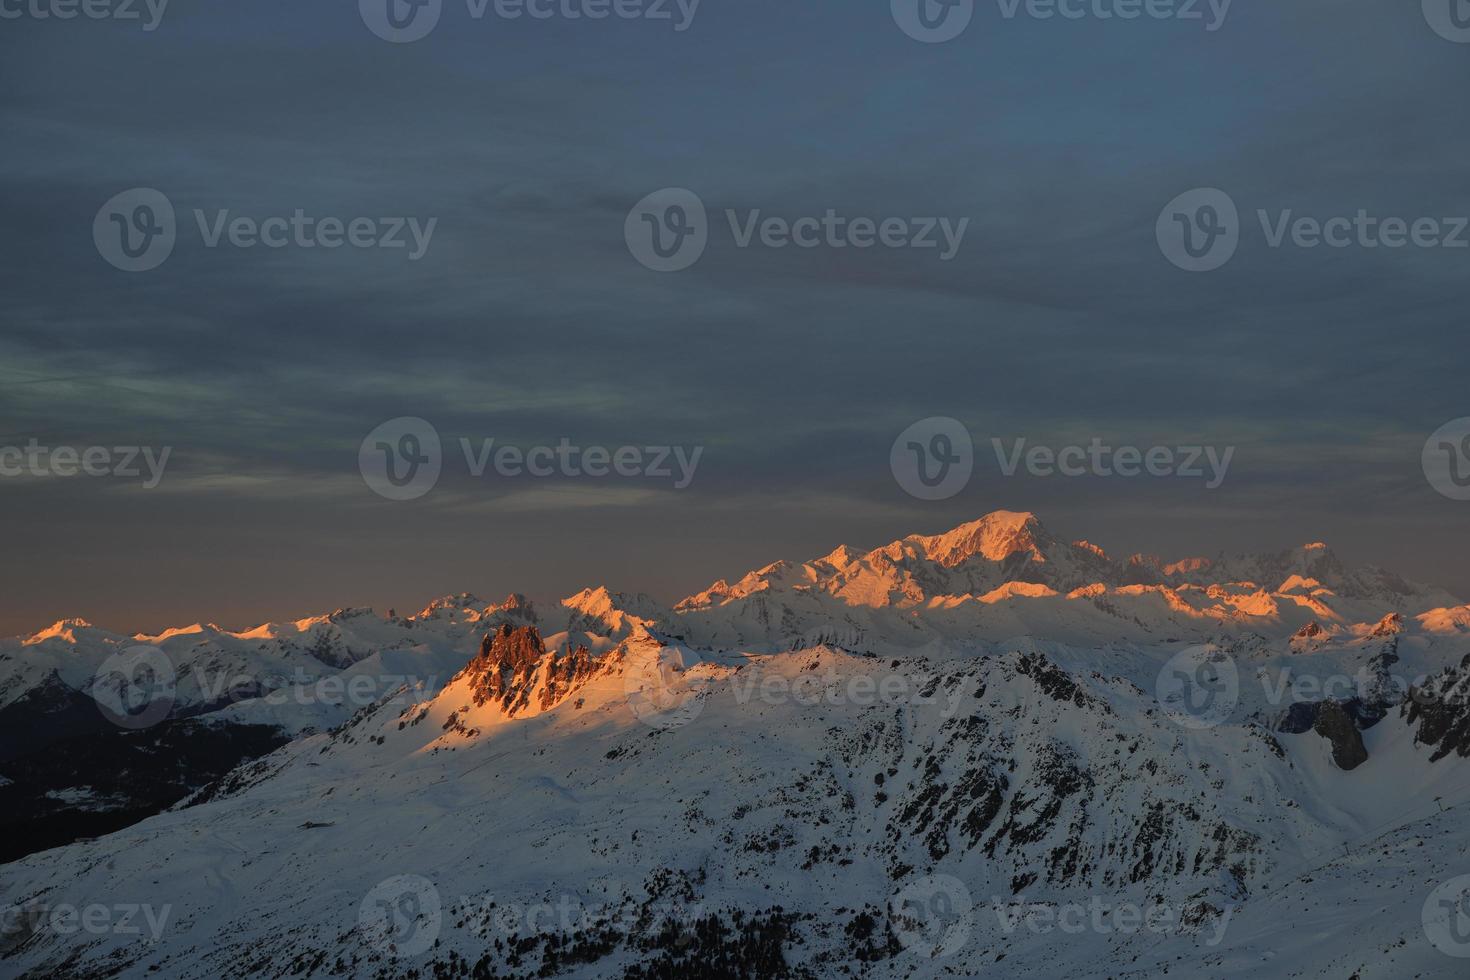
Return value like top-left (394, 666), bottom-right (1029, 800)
top-left (3, 511), bottom-right (1470, 978)
top-left (0, 594), bottom-right (533, 862)
top-left (668, 510), bottom-right (1463, 653)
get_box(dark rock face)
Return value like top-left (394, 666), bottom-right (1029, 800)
top-left (1277, 638), bottom-right (1403, 738)
top-left (1350, 639), bottom-right (1403, 729)
top-left (0, 671), bottom-right (117, 763)
top-left (303, 627), bottom-right (358, 668)
top-left (1403, 656), bottom-right (1470, 762)
top-left (1313, 700), bottom-right (1368, 771)
top-left (1277, 701), bottom-right (1320, 735)
top-left (492, 592), bottom-right (539, 626)
top-left (0, 719), bottom-right (290, 863)
top-left (462, 624), bottom-right (597, 716)
top-left (1279, 697), bottom-right (1387, 737)
top-left (1293, 621), bottom-right (1325, 641)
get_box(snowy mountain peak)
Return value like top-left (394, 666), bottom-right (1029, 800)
top-left (817, 544), bottom-right (862, 568)
top-left (659, 512), bottom-right (1461, 654)
top-left (1371, 612), bottom-right (1406, 637)
top-left (911, 510), bottom-right (1049, 566)
top-left (21, 618), bottom-right (95, 645)
top-left (416, 592), bottom-right (486, 618)
top-left (6, 514), bottom-right (1470, 979)
top-left (439, 623), bottom-right (600, 725)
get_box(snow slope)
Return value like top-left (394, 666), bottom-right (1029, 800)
top-left (3, 512), bottom-right (1469, 978)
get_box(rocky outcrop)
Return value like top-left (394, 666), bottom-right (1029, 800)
top-left (1312, 700), bottom-right (1368, 770)
top-left (1403, 656), bottom-right (1470, 762)
top-left (1288, 620), bottom-right (1330, 654)
top-left (490, 592), bottom-right (539, 626)
top-left (461, 624), bottom-right (596, 716)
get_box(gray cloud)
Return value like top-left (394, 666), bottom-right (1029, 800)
top-left (1, 0), bottom-right (1467, 634)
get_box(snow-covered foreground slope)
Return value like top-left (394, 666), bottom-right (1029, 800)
top-left (3, 512), bottom-right (1470, 978)
top-left (0, 594), bottom-right (538, 863)
top-left (6, 633), bottom-right (1470, 977)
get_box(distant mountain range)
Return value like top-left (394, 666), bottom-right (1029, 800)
top-left (3, 512), bottom-right (1470, 978)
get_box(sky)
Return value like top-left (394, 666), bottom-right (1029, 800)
top-left (1, 0), bottom-right (1468, 636)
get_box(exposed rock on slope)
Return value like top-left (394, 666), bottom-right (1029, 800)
top-left (1404, 656), bottom-right (1470, 762)
top-left (461, 624), bottom-right (597, 716)
top-left (1313, 700), bottom-right (1369, 770)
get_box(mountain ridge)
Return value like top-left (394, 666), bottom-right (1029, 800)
top-left (4, 511), bottom-right (1470, 977)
